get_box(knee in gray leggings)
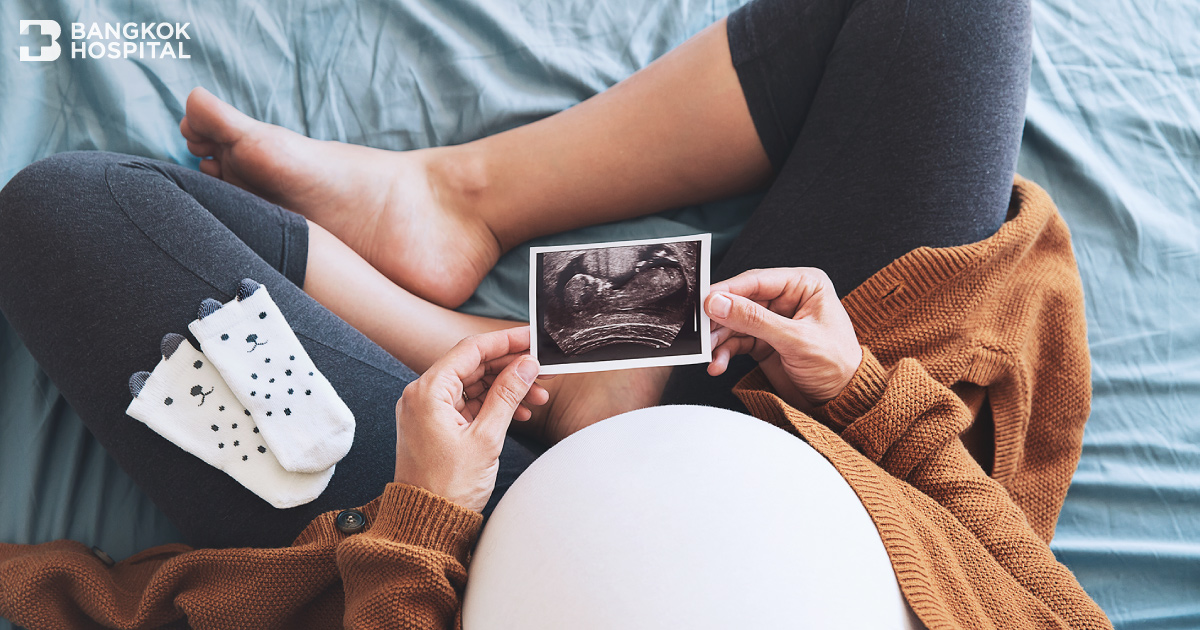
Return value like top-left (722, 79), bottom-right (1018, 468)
top-left (0, 151), bottom-right (128, 254)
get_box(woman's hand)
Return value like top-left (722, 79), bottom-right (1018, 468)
top-left (393, 326), bottom-right (546, 512)
top-left (705, 268), bottom-right (862, 411)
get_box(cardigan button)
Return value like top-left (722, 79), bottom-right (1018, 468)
top-left (336, 509), bottom-right (368, 534)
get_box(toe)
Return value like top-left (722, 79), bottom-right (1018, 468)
top-left (186, 139), bottom-right (218, 158)
top-left (198, 158), bottom-right (222, 179)
top-left (179, 115), bottom-right (204, 143)
top-left (185, 86), bottom-right (253, 145)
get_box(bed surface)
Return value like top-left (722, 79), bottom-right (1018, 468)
top-left (1018, 1), bottom-right (1200, 625)
top-left (2, 0), bottom-right (1197, 627)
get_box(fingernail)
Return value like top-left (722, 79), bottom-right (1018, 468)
top-left (710, 331), bottom-right (720, 347)
top-left (709, 293), bottom-right (731, 319)
top-left (516, 357), bottom-right (539, 384)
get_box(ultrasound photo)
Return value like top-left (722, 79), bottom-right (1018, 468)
top-left (529, 235), bottom-right (711, 375)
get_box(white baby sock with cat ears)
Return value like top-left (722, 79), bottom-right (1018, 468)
top-left (189, 279), bottom-right (355, 474)
top-left (126, 333), bottom-right (334, 509)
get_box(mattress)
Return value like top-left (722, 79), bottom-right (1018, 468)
top-left (2, 0), bottom-right (1197, 627)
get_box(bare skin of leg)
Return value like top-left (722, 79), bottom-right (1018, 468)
top-left (304, 221), bottom-right (673, 442)
top-left (181, 18), bottom-right (769, 307)
top-left (184, 18), bottom-right (766, 443)
top-left (303, 221), bottom-right (509, 374)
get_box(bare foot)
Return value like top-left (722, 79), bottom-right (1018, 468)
top-left (180, 87), bottom-right (499, 308)
top-left (519, 366), bottom-right (673, 446)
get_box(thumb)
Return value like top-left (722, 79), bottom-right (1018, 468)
top-left (473, 356), bottom-right (540, 437)
top-left (706, 291), bottom-right (795, 350)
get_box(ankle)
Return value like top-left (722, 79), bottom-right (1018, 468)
top-left (421, 144), bottom-right (512, 248)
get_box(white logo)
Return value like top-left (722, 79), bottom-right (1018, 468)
top-left (19, 20), bottom-right (193, 61)
top-left (19, 20), bottom-right (61, 62)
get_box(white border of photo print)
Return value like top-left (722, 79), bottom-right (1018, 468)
top-left (529, 234), bottom-right (711, 375)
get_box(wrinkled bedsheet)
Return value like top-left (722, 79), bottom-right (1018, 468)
top-left (1020, 1), bottom-right (1200, 626)
top-left (1, 0), bottom-right (1197, 627)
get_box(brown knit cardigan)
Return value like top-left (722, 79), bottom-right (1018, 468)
top-left (0, 176), bottom-right (1110, 629)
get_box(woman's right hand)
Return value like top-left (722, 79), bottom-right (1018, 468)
top-left (393, 327), bottom-right (545, 512)
top-left (705, 268), bottom-right (863, 411)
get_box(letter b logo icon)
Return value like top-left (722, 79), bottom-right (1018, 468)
top-left (20, 20), bottom-right (61, 62)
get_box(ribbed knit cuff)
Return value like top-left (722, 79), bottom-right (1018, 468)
top-left (812, 346), bottom-right (890, 430)
top-left (365, 484), bottom-right (483, 562)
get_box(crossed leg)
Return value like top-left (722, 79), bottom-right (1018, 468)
top-left (0, 0), bottom-right (1029, 550)
top-left (0, 154), bottom-right (539, 549)
top-left (179, 19), bottom-right (767, 311)
top-left (183, 0), bottom-right (1029, 430)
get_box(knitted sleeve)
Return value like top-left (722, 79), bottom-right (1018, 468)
top-left (0, 483), bottom-right (480, 630)
top-left (339, 484), bottom-right (482, 630)
top-left (810, 347), bottom-right (1111, 629)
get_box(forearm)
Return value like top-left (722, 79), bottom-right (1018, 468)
top-left (427, 18), bottom-right (771, 251)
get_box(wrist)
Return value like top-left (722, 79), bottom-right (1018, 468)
top-left (830, 343), bottom-right (865, 402)
top-left (804, 344), bottom-right (864, 406)
top-left (812, 346), bottom-right (889, 430)
top-left (422, 144), bottom-right (516, 250)
top-left (369, 484), bottom-right (484, 559)
top-left (392, 469), bottom-right (485, 514)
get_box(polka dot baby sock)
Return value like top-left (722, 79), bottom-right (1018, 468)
top-left (126, 333), bottom-right (334, 509)
top-left (189, 279), bottom-right (355, 474)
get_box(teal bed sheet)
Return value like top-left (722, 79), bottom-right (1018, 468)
top-left (1021, 1), bottom-right (1200, 626)
top-left (1, 0), bottom-right (1197, 628)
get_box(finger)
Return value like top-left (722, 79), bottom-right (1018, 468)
top-left (710, 268), bottom-right (830, 311)
top-left (434, 327), bottom-right (532, 384)
top-left (708, 345), bottom-right (731, 376)
top-left (709, 268), bottom-right (796, 299)
top-left (514, 404), bottom-right (532, 422)
top-left (472, 355), bottom-right (540, 437)
top-left (462, 397), bottom-right (483, 421)
top-left (711, 324), bottom-right (735, 349)
top-left (459, 363), bottom-right (489, 388)
top-left (706, 291), bottom-right (797, 351)
top-left (461, 353), bottom-right (524, 388)
top-left (707, 335), bottom-right (757, 375)
top-left (477, 375), bottom-right (548, 408)
top-left (482, 352), bottom-right (528, 375)
top-left (524, 383), bottom-right (550, 407)
top-left (464, 380), bottom-right (488, 400)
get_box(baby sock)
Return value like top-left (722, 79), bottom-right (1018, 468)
top-left (189, 279), bottom-right (355, 474)
top-left (126, 333), bottom-right (334, 509)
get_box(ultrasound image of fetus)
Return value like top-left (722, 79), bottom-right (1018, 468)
top-left (540, 242), bottom-right (700, 357)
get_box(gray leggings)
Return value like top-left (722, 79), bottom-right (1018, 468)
top-left (0, 154), bottom-right (538, 549)
top-left (662, 0), bottom-right (1030, 408)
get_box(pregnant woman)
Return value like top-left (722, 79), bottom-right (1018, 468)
top-left (0, 0), bottom-right (1109, 626)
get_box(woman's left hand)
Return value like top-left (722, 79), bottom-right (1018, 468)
top-left (705, 268), bottom-right (862, 411)
top-left (393, 326), bottom-right (547, 512)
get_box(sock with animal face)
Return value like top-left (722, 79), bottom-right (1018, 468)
top-left (189, 279), bottom-right (355, 473)
top-left (126, 333), bottom-right (334, 508)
